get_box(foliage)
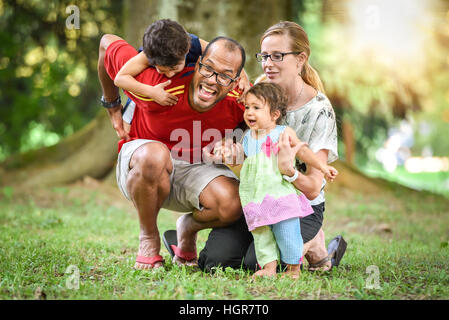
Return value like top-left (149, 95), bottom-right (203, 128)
top-left (299, 0), bottom-right (449, 161)
top-left (0, 0), bottom-right (123, 160)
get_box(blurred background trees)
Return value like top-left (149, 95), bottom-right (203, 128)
top-left (1, 0), bottom-right (448, 196)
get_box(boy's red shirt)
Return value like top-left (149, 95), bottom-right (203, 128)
top-left (104, 39), bottom-right (244, 163)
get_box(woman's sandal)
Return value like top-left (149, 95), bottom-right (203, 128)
top-left (308, 235), bottom-right (347, 272)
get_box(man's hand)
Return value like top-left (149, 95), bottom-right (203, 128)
top-left (202, 139), bottom-right (244, 166)
top-left (150, 80), bottom-right (178, 106)
top-left (220, 140), bottom-right (244, 166)
top-left (107, 105), bottom-right (130, 141)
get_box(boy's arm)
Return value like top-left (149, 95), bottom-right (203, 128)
top-left (199, 38), bottom-right (209, 52)
top-left (114, 52), bottom-right (178, 106)
top-left (114, 52), bottom-right (152, 95)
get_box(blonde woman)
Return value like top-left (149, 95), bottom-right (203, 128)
top-left (198, 21), bottom-right (346, 273)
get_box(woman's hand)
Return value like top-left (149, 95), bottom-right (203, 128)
top-left (277, 132), bottom-right (303, 176)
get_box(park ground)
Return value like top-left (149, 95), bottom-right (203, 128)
top-left (1, 175), bottom-right (448, 300)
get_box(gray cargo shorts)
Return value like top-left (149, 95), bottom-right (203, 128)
top-left (116, 139), bottom-right (239, 213)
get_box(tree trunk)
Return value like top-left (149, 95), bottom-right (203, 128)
top-left (342, 119), bottom-right (355, 165)
top-left (1, 0), bottom-right (297, 188)
top-left (1, 111), bottom-right (118, 187)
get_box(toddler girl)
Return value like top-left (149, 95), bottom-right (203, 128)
top-left (238, 82), bottom-right (338, 278)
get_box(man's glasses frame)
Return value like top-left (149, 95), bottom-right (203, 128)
top-left (198, 60), bottom-right (238, 87)
top-left (255, 51), bottom-right (301, 62)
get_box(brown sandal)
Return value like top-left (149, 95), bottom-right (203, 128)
top-left (308, 235), bottom-right (347, 272)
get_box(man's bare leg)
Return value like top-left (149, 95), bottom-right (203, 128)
top-left (304, 228), bottom-right (331, 271)
top-left (174, 176), bottom-right (242, 265)
top-left (127, 142), bottom-right (172, 270)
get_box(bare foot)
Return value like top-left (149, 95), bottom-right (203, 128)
top-left (173, 214), bottom-right (198, 267)
top-left (134, 233), bottom-right (164, 270)
top-left (252, 260), bottom-right (277, 278)
top-left (282, 264), bottom-right (301, 279)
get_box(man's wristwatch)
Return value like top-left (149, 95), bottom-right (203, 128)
top-left (100, 95), bottom-right (121, 108)
top-left (282, 169), bottom-right (299, 183)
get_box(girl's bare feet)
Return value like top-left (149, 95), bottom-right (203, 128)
top-left (282, 264), bottom-right (301, 279)
top-left (253, 260), bottom-right (277, 278)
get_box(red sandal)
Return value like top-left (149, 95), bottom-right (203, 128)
top-left (135, 255), bottom-right (164, 268)
top-left (162, 230), bottom-right (197, 262)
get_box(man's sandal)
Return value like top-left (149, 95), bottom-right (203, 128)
top-left (135, 255), bottom-right (164, 268)
top-left (162, 230), bottom-right (197, 263)
top-left (308, 235), bottom-right (347, 272)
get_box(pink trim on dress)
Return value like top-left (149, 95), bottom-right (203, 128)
top-left (243, 193), bottom-right (314, 231)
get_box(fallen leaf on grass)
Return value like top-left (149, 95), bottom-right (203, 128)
top-left (374, 223), bottom-right (392, 233)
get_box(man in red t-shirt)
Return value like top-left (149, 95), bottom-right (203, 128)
top-left (98, 33), bottom-right (246, 269)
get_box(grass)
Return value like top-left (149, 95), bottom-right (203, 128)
top-left (0, 179), bottom-right (448, 300)
top-left (361, 163), bottom-right (449, 199)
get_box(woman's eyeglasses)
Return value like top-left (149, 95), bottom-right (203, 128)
top-left (255, 52), bottom-right (301, 62)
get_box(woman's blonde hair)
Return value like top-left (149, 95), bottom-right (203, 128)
top-left (260, 21), bottom-right (325, 93)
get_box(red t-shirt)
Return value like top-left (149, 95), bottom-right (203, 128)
top-left (104, 39), bottom-right (245, 163)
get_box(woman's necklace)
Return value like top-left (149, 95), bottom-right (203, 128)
top-left (296, 79), bottom-right (305, 104)
top-left (288, 79), bottom-right (305, 110)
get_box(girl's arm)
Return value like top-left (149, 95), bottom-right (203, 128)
top-left (114, 52), bottom-right (178, 106)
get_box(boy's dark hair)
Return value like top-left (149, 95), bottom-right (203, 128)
top-left (246, 82), bottom-right (287, 124)
top-left (202, 36), bottom-right (246, 77)
top-left (143, 19), bottom-right (190, 67)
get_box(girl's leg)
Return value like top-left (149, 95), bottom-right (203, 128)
top-left (251, 226), bottom-right (279, 277)
top-left (271, 218), bottom-right (303, 278)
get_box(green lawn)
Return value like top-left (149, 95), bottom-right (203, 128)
top-left (362, 163), bottom-right (449, 199)
top-left (1, 180), bottom-right (448, 300)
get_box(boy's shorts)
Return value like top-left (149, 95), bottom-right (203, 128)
top-left (116, 139), bottom-right (239, 213)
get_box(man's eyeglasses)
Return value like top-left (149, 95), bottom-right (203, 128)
top-left (198, 61), bottom-right (237, 87)
top-left (255, 52), bottom-right (301, 62)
